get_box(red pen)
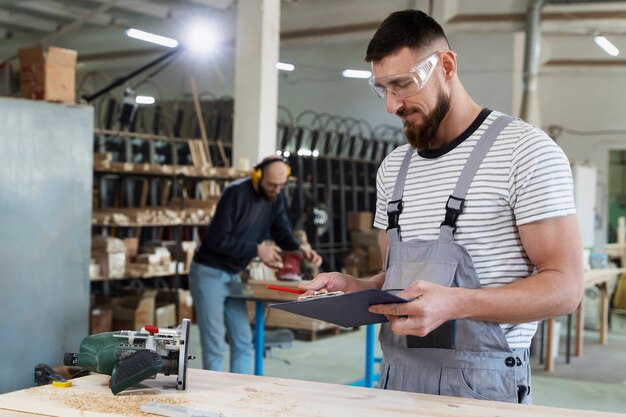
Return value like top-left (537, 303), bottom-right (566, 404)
top-left (266, 285), bottom-right (305, 294)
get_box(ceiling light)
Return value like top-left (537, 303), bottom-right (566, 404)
top-left (342, 69), bottom-right (372, 79)
top-left (184, 23), bottom-right (218, 55)
top-left (276, 62), bottom-right (295, 71)
top-left (126, 28), bottom-right (179, 48)
top-left (135, 95), bottom-right (156, 105)
top-left (594, 36), bottom-right (619, 57)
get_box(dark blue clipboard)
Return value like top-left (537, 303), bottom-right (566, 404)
top-left (269, 289), bottom-right (408, 328)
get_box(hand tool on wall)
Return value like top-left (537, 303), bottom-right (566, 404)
top-left (64, 319), bottom-right (194, 395)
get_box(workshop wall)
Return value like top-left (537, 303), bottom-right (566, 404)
top-left (0, 99), bottom-right (93, 393)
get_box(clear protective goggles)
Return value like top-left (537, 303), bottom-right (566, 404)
top-left (368, 50), bottom-right (447, 100)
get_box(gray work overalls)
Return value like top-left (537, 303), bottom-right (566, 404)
top-left (379, 115), bottom-right (532, 404)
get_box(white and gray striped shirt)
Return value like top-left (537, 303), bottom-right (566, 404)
top-left (374, 109), bottom-right (576, 349)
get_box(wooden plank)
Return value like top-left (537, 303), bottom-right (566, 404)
top-left (187, 140), bottom-right (200, 167)
top-left (599, 282), bottom-right (609, 345)
top-left (545, 318), bottom-right (555, 372)
top-left (216, 137), bottom-right (230, 168)
top-left (575, 294), bottom-right (585, 357)
top-left (189, 77), bottom-right (212, 167)
top-left (94, 128), bottom-right (192, 144)
top-left (0, 369), bottom-right (621, 417)
top-left (136, 179), bottom-right (149, 237)
top-left (198, 141), bottom-right (210, 167)
top-left (161, 181), bottom-right (172, 206)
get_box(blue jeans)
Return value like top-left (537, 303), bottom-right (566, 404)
top-left (189, 262), bottom-right (252, 374)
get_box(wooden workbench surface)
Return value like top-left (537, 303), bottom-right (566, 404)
top-left (0, 369), bottom-right (623, 417)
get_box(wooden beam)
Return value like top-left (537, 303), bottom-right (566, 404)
top-left (447, 10), bottom-right (626, 24)
top-left (0, 10), bottom-right (58, 32)
top-left (281, 21), bottom-right (381, 41)
top-left (15, 0), bottom-right (113, 26)
top-left (91, 0), bottom-right (170, 19)
top-left (78, 48), bottom-right (165, 63)
top-left (544, 59), bottom-right (626, 66)
top-left (279, 10), bottom-right (626, 42)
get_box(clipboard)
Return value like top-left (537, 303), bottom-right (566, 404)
top-left (269, 289), bottom-right (408, 328)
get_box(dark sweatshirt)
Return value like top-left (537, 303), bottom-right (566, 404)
top-left (193, 178), bottom-right (300, 273)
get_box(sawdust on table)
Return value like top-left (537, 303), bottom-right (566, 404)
top-left (49, 391), bottom-right (187, 416)
top-left (229, 388), bottom-right (299, 416)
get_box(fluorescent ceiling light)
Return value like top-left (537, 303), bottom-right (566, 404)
top-left (594, 36), bottom-right (619, 57)
top-left (135, 95), bottom-right (156, 105)
top-left (276, 62), bottom-right (295, 71)
top-left (126, 28), bottom-right (179, 48)
top-left (342, 69), bottom-right (371, 79)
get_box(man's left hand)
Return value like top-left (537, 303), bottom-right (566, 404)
top-left (300, 246), bottom-right (322, 268)
top-left (368, 280), bottom-right (459, 337)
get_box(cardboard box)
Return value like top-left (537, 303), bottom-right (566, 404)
top-left (18, 46), bottom-right (77, 104)
top-left (95, 252), bottom-right (126, 278)
top-left (350, 230), bottom-right (379, 248)
top-left (157, 289), bottom-right (194, 323)
top-left (89, 260), bottom-right (101, 280)
top-left (123, 238), bottom-right (139, 261)
top-left (177, 290), bottom-right (194, 322)
top-left (347, 211), bottom-right (373, 231)
top-left (163, 241), bottom-right (197, 271)
top-left (367, 246), bottom-right (383, 272)
top-left (92, 235), bottom-right (125, 253)
top-left (112, 289), bottom-right (157, 331)
top-left (155, 303), bottom-right (177, 328)
top-left (90, 305), bottom-right (113, 334)
top-left (341, 265), bottom-right (360, 278)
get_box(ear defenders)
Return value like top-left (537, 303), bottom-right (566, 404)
top-left (251, 156), bottom-right (291, 188)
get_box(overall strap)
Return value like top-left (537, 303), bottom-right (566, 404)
top-left (440, 115), bottom-right (516, 241)
top-left (386, 146), bottom-right (414, 242)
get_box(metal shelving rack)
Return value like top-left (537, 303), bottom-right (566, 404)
top-left (277, 110), bottom-right (404, 271)
top-left (90, 97), bottom-right (238, 295)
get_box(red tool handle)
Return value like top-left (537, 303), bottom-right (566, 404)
top-left (145, 325), bottom-right (159, 334)
top-left (266, 285), bottom-right (305, 294)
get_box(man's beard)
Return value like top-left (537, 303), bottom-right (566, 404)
top-left (258, 183), bottom-right (278, 201)
top-left (398, 88), bottom-right (451, 150)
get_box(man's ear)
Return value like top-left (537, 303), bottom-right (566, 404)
top-left (441, 51), bottom-right (457, 80)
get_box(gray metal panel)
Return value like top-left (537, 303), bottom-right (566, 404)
top-left (0, 98), bottom-right (93, 394)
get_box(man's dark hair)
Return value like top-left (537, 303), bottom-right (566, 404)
top-left (365, 10), bottom-right (449, 62)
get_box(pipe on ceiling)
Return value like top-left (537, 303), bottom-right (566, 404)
top-left (519, 0), bottom-right (626, 125)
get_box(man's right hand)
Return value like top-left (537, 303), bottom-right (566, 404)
top-left (258, 244), bottom-right (283, 269)
top-left (299, 272), bottom-right (381, 295)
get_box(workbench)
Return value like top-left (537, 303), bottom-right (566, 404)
top-left (543, 268), bottom-right (625, 372)
top-left (1, 369), bottom-right (624, 417)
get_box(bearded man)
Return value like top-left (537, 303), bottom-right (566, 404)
top-left (301, 10), bottom-right (583, 404)
top-left (190, 155), bottom-right (321, 374)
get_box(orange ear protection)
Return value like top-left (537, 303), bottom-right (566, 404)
top-left (251, 156), bottom-right (291, 188)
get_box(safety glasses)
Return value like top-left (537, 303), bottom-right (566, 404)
top-left (368, 50), bottom-right (447, 100)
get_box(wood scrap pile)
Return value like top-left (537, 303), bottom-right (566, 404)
top-left (93, 157), bottom-right (248, 180)
top-left (93, 208), bottom-right (183, 226)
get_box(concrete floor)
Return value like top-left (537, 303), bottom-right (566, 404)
top-left (188, 319), bottom-right (626, 414)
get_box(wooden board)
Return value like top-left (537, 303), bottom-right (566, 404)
top-left (0, 369), bottom-right (623, 417)
top-left (246, 301), bottom-right (338, 332)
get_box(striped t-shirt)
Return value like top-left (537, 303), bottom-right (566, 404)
top-left (373, 109), bottom-right (576, 349)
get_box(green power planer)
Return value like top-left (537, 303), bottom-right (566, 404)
top-left (64, 319), bottom-right (194, 395)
